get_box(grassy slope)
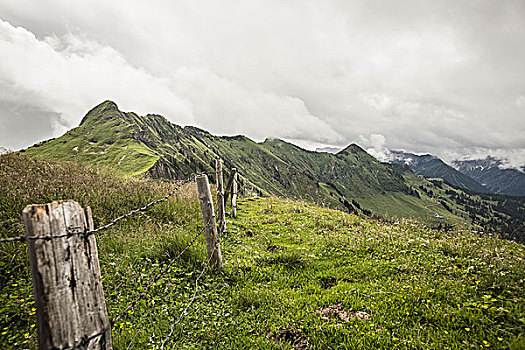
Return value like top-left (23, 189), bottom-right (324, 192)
top-left (21, 101), bottom-right (474, 227)
top-left (1, 154), bottom-right (524, 349)
top-left (21, 101), bottom-right (525, 240)
top-left (23, 103), bottom-right (159, 176)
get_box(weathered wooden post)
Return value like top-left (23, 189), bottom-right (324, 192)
top-left (215, 159), bottom-right (226, 236)
top-left (196, 175), bottom-right (223, 269)
top-left (223, 168), bottom-right (236, 208)
top-left (23, 201), bottom-right (112, 350)
top-left (232, 169), bottom-right (238, 218)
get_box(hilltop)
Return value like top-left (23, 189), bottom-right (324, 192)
top-left (20, 101), bottom-right (525, 240)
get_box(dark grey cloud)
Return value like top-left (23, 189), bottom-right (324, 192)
top-left (0, 0), bottom-right (524, 166)
top-left (0, 99), bottom-right (59, 149)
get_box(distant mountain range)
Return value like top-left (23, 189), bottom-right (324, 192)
top-left (453, 157), bottom-right (525, 197)
top-left (17, 101), bottom-right (525, 240)
top-left (391, 151), bottom-right (525, 197)
top-left (391, 151), bottom-right (487, 193)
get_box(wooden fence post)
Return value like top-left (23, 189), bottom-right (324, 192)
top-left (196, 175), bottom-right (223, 269)
top-left (215, 159), bottom-right (226, 236)
top-left (223, 168), bottom-right (237, 209)
top-left (23, 201), bottom-right (112, 350)
top-left (232, 170), bottom-right (238, 218)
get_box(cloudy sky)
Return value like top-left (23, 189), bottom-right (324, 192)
top-left (1, 0), bottom-right (524, 167)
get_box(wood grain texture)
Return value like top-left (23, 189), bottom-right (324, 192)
top-left (196, 175), bottom-right (223, 269)
top-left (23, 201), bottom-right (111, 350)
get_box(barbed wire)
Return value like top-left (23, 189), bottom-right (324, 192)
top-left (110, 222), bottom-right (208, 326)
top-left (56, 328), bottom-right (110, 350)
top-left (160, 247), bottom-right (217, 350)
top-left (2, 169), bottom-right (225, 349)
top-left (0, 235), bottom-right (26, 243)
top-left (58, 219), bottom-right (212, 350)
top-left (87, 176), bottom-right (195, 235)
top-left (0, 176), bottom-right (196, 244)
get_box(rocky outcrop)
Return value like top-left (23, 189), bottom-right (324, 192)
top-left (147, 159), bottom-right (176, 179)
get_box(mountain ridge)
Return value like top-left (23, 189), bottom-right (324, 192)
top-left (391, 150), bottom-right (487, 193)
top-left (453, 157), bottom-right (525, 197)
top-left (20, 101), bottom-right (525, 239)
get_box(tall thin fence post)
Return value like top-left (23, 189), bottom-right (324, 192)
top-left (196, 175), bottom-right (223, 269)
top-left (23, 200), bottom-right (112, 350)
top-left (215, 159), bottom-right (226, 236)
top-left (223, 168), bottom-right (237, 211)
top-left (232, 169), bottom-right (238, 218)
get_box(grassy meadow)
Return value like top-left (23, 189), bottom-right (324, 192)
top-left (1, 153), bottom-right (524, 349)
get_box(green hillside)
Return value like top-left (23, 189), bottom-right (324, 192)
top-left (1, 154), bottom-right (524, 349)
top-left (20, 101), bottom-right (525, 239)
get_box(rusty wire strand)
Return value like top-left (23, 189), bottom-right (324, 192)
top-left (59, 218), bottom-right (212, 350)
top-left (160, 247), bottom-right (217, 350)
top-left (110, 221), bottom-right (208, 326)
top-left (0, 176), bottom-right (196, 244)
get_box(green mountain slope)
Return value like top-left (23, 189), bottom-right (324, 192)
top-left (21, 101), bottom-right (525, 238)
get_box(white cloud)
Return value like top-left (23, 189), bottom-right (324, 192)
top-left (169, 66), bottom-right (342, 143)
top-left (360, 134), bottom-right (393, 162)
top-left (452, 148), bottom-right (525, 172)
top-left (0, 17), bottom-right (342, 146)
top-left (0, 0), bottom-right (524, 166)
top-left (0, 19), bottom-right (193, 134)
top-left (516, 96), bottom-right (525, 108)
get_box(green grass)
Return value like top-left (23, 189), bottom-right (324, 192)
top-left (22, 125), bottom-right (159, 177)
top-left (1, 154), bottom-right (524, 349)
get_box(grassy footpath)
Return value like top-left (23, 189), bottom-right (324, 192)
top-left (1, 154), bottom-right (524, 349)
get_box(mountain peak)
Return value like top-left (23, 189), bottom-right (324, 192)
top-left (262, 137), bottom-right (285, 145)
top-left (338, 143), bottom-right (365, 154)
top-left (80, 100), bottom-right (120, 126)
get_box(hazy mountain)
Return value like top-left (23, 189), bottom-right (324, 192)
top-left (453, 157), bottom-right (525, 197)
top-left (315, 146), bottom-right (341, 154)
top-left (19, 101), bottom-right (525, 238)
top-left (391, 151), bottom-right (487, 193)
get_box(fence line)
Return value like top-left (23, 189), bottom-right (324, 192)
top-left (2, 165), bottom-right (242, 348)
top-left (0, 176), bottom-right (196, 244)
